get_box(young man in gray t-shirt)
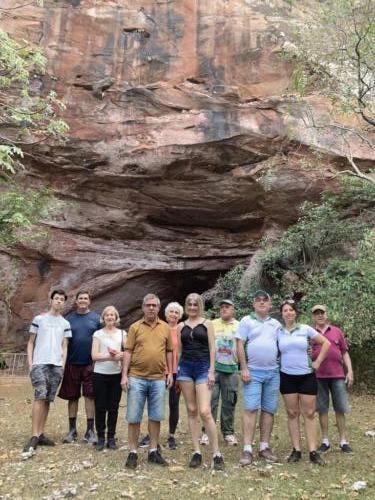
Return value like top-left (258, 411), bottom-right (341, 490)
top-left (22, 289), bottom-right (72, 459)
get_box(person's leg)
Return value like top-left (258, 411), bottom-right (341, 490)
top-left (82, 364), bottom-right (95, 433)
top-left (283, 394), bottom-right (301, 451)
top-left (148, 420), bottom-right (161, 449)
top-left (128, 423), bottom-right (141, 451)
top-left (31, 400), bottom-right (49, 436)
top-left (221, 372), bottom-right (238, 437)
top-left (196, 382), bottom-right (220, 455)
top-left (68, 400), bottom-right (79, 418)
top-left (300, 394), bottom-right (318, 452)
top-left (107, 374), bottom-right (122, 439)
top-left (330, 379), bottom-right (350, 445)
top-left (243, 410), bottom-right (258, 446)
top-left (147, 379), bottom-right (166, 450)
top-left (316, 379), bottom-right (330, 444)
top-left (242, 370), bottom-right (263, 447)
top-left (180, 381), bottom-right (200, 452)
top-left (211, 371), bottom-right (220, 425)
top-left (169, 374), bottom-right (180, 436)
top-left (92, 373), bottom-right (106, 439)
top-left (126, 377), bottom-right (147, 451)
top-left (319, 412), bottom-right (329, 440)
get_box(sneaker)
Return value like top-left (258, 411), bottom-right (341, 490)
top-left (199, 433), bottom-right (209, 445)
top-left (188, 452), bottom-right (202, 468)
top-left (125, 452), bottom-right (138, 469)
top-left (224, 434), bottom-right (238, 446)
top-left (62, 429), bottom-right (78, 444)
top-left (148, 450), bottom-right (168, 466)
top-left (212, 454), bottom-right (225, 470)
top-left (239, 450), bottom-right (253, 466)
top-left (106, 438), bottom-right (118, 450)
top-left (317, 442), bottom-right (331, 453)
top-left (138, 435), bottom-right (150, 448)
top-left (38, 434), bottom-right (55, 446)
top-left (96, 437), bottom-right (105, 451)
top-left (84, 429), bottom-right (97, 445)
top-left (287, 448), bottom-right (302, 463)
top-left (309, 451), bottom-right (325, 466)
top-left (340, 443), bottom-right (353, 454)
top-left (258, 447), bottom-right (277, 462)
top-left (167, 435), bottom-right (177, 450)
top-left (22, 436), bottom-right (39, 459)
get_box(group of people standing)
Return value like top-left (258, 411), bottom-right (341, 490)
top-left (22, 288), bottom-right (354, 470)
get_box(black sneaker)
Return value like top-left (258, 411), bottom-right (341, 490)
top-left (287, 448), bottom-right (302, 463)
top-left (138, 435), bottom-right (150, 448)
top-left (167, 435), bottom-right (177, 450)
top-left (106, 438), bottom-right (118, 450)
top-left (148, 450), bottom-right (168, 466)
top-left (125, 452), bottom-right (138, 469)
top-left (212, 454), bottom-right (225, 470)
top-left (188, 452), bottom-right (202, 468)
top-left (96, 437), bottom-right (105, 451)
top-left (38, 434), bottom-right (55, 446)
top-left (309, 451), bottom-right (325, 466)
top-left (317, 442), bottom-right (331, 453)
top-left (62, 429), bottom-right (78, 444)
top-left (22, 436), bottom-right (39, 458)
top-left (340, 443), bottom-right (353, 454)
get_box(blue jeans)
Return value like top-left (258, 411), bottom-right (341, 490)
top-left (126, 377), bottom-right (166, 424)
top-left (177, 359), bottom-right (210, 385)
top-left (243, 368), bottom-right (280, 414)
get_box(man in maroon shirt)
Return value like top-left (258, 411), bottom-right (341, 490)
top-left (311, 305), bottom-right (354, 454)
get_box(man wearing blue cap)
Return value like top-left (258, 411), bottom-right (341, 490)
top-left (236, 290), bottom-right (281, 466)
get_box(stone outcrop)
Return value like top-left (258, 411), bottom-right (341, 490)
top-left (0, 0), bottom-right (373, 349)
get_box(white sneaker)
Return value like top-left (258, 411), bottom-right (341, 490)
top-left (224, 434), bottom-right (238, 446)
top-left (199, 433), bottom-right (209, 445)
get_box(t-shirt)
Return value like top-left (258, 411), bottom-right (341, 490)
top-left (93, 328), bottom-right (126, 375)
top-left (169, 326), bottom-right (179, 374)
top-left (235, 314), bottom-right (281, 370)
top-left (277, 323), bottom-right (319, 375)
top-left (311, 325), bottom-right (348, 379)
top-left (125, 318), bottom-right (173, 380)
top-left (180, 323), bottom-right (210, 362)
top-left (65, 310), bottom-right (101, 365)
top-left (212, 318), bottom-right (239, 373)
top-left (29, 313), bottom-right (72, 366)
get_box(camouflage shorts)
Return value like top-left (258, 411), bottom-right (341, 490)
top-left (30, 364), bottom-right (64, 402)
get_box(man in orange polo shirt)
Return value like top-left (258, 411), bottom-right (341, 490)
top-left (121, 293), bottom-right (173, 469)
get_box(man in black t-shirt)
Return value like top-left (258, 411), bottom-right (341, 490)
top-left (58, 290), bottom-right (101, 444)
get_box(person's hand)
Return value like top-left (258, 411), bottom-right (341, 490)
top-left (207, 370), bottom-right (215, 389)
top-left (114, 352), bottom-right (123, 361)
top-left (345, 371), bottom-right (354, 389)
top-left (175, 380), bottom-right (182, 394)
top-left (166, 373), bottom-right (174, 389)
top-left (312, 360), bottom-right (320, 371)
top-left (121, 375), bottom-right (129, 391)
top-left (241, 367), bottom-right (251, 384)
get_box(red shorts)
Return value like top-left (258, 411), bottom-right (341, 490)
top-left (58, 364), bottom-right (94, 400)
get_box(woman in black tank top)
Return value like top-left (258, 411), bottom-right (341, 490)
top-left (176, 293), bottom-right (224, 470)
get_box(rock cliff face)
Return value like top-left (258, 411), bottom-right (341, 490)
top-left (0, 0), bottom-right (373, 348)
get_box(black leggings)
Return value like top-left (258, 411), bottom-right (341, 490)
top-left (92, 372), bottom-right (122, 439)
top-left (169, 373), bottom-right (181, 435)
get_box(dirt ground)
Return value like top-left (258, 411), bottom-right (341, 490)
top-left (0, 378), bottom-right (374, 499)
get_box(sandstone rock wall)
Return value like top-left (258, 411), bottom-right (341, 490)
top-left (0, 0), bottom-right (373, 349)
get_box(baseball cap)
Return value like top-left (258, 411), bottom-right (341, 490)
top-left (253, 290), bottom-right (271, 301)
top-left (311, 304), bottom-right (327, 313)
top-left (219, 299), bottom-right (234, 307)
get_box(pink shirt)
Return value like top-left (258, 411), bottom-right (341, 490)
top-left (311, 324), bottom-right (348, 379)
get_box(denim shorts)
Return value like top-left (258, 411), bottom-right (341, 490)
top-left (242, 368), bottom-right (280, 414)
top-left (30, 364), bottom-right (64, 402)
top-left (316, 378), bottom-right (350, 413)
top-left (126, 376), bottom-right (166, 424)
top-left (177, 359), bottom-right (210, 385)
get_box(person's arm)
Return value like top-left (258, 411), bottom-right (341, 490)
top-left (311, 333), bottom-right (331, 370)
top-left (236, 338), bottom-right (251, 383)
top-left (343, 351), bottom-right (354, 388)
top-left (91, 337), bottom-right (111, 362)
top-left (27, 334), bottom-right (36, 372)
top-left (206, 320), bottom-right (216, 388)
top-left (61, 337), bottom-right (69, 368)
top-left (166, 351), bottom-right (173, 388)
top-left (121, 351), bottom-right (132, 390)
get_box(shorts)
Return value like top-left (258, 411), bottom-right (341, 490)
top-left (316, 378), bottom-right (349, 413)
top-left (280, 371), bottom-right (317, 396)
top-left (58, 364), bottom-right (94, 400)
top-left (242, 368), bottom-right (280, 414)
top-left (176, 359), bottom-right (210, 385)
top-left (30, 364), bottom-right (64, 402)
top-left (126, 376), bottom-right (166, 424)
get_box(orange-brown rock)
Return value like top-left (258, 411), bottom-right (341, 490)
top-left (0, 0), bottom-right (373, 349)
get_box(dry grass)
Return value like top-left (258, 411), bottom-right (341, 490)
top-left (0, 378), bottom-right (374, 499)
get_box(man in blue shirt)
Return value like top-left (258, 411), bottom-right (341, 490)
top-left (58, 290), bottom-right (101, 444)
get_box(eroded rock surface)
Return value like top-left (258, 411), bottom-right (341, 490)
top-left (0, 0), bottom-right (373, 348)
